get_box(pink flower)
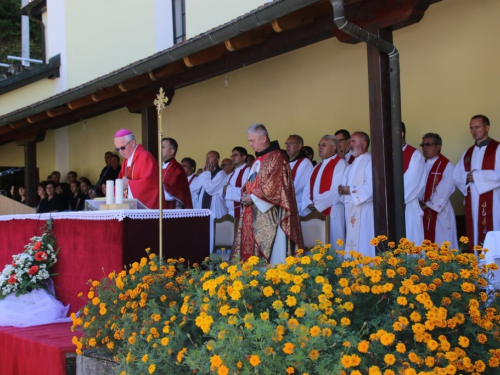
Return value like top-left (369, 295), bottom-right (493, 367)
top-left (28, 266), bottom-right (39, 275)
top-left (33, 241), bottom-right (42, 250)
top-left (8, 274), bottom-right (16, 284)
top-left (35, 251), bottom-right (48, 262)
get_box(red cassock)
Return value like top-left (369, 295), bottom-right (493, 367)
top-left (162, 158), bottom-right (193, 209)
top-left (118, 144), bottom-right (161, 209)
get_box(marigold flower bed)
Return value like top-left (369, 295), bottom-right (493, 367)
top-left (72, 237), bottom-right (500, 375)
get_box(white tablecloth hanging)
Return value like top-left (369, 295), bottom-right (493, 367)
top-left (0, 209), bottom-right (211, 222)
top-left (483, 231), bottom-right (500, 284)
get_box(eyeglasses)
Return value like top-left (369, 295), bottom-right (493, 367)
top-left (337, 138), bottom-right (347, 142)
top-left (115, 139), bottom-right (132, 152)
top-left (284, 142), bottom-right (297, 146)
top-left (420, 142), bottom-right (436, 147)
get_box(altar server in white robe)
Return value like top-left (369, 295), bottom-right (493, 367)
top-left (181, 157), bottom-right (201, 208)
top-left (454, 114), bottom-right (500, 251)
top-left (401, 122), bottom-right (426, 245)
top-left (419, 133), bottom-right (458, 249)
top-left (195, 150), bottom-right (228, 219)
top-left (285, 135), bottom-right (313, 216)
top-left (223, 147), bottom-right (250, 218)
top-left (339, 131), bottom-right (374, 257)
top-left (302, 135), bottom-right (346, 249)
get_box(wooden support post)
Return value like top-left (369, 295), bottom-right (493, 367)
top-left (367, 28), bottom-right (396, 243)
top-left (24, 141), bottom-right (38, 207)
top-left (141, 104), bottom-right (159, 161)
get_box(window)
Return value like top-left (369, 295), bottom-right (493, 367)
top-left (172, 0), bottom-right (186, 44)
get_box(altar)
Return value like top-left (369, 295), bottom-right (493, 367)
top-left (0, 209), bottom-right (211, 313)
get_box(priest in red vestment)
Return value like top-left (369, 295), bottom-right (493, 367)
top-left (231, 124), bottom-right (303, 264)
top-left (115, 129), bottom-right (161, 209)
top-left (161, 138), bottom-right (193, 209)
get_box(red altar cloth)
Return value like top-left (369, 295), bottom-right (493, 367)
top-left (0, 322), bottom-right (79, 375)
top-left (0, 210), bottom-right (210, 313)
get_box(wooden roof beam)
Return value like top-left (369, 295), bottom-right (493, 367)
top-left (183, 43), bottom-right (228, 68)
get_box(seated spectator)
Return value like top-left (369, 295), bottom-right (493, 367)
top-left (18, 186), bottom-right (27, 204)
top-left (80, 177), bottom-right (92, 199)
top-left (9, 185), bottom-right (21, 201)
top-left (67, 171), bottom-right (78, 184)
top-left (37, 181), bottom-right (65, 213)
top-left (97, 154), bottom-right (121, 197)
top-left (36, 182), bottom-right (47, 212)
top-left (69, 181), bottom-right (85, 211)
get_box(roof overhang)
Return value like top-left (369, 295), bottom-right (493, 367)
top-left (0, 0), bottom-right (440, 145)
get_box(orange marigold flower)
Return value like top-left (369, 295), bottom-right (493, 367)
top-left (384, 354), bottom-right (396, 365)
top-left (358, 340), bottom-right (370, 353)
top-left (309, 349), bottom-right (320, 361)
top-left (286, 367), bottom-right (295, 374)
top-left (458, 336), bottom-right (469, 348)
top-left (283, 342), bottom-right (295, 354)
top-left (249, 355), bottom-right (261, 367)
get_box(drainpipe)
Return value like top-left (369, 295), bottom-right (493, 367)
top-left (329, 0), bottom-right (406, 241)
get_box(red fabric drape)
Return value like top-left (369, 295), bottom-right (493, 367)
top-left (0, 322), bottom-right (79, 375)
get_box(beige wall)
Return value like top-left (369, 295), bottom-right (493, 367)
top-left (66, 108), bottom-right (141, 184)
top-left (64, 0), bottom-right (158, 88)
top-left (2, 0), bottom-right (499, 215)
top-left (186, 0), bottom-right (271, 38)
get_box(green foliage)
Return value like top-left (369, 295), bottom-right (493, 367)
top-left (73, 239), bottom-right (500, 375)
top-left (0, 0), bottom-right (43, 70)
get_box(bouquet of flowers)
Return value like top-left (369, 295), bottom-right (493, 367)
top-left (0, 220), bottom-right (59, 300)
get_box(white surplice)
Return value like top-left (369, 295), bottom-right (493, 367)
top-left (403, 144), bottom-right (426, 245)
top-left (302, 154), bottom-right (346, 249)
top-left (341, 152), bottom-right (374, 257)
top-left (421, 156), bottom-right (458, 248)
top-left (187, 174), bottom-right (200, 208)
top-left (290, 158), bottom-right (313, 216)
top-left (196, 169), bottom-right (228, 219)
top-left (224, 164), bottom-right (250, 217)
top-left (454, 141), bottom-right (500, 246)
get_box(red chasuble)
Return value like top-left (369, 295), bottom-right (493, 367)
top-left (162, 158), bottom-right (193, 209)
top-left (422, 154), bottom-right (449, 242)
top-left (464, 139), bottom-right (500, 250)
top-left (118, 144), bottom-right (161, 209)
top-left (403, 144), bottom-right (417, 174)
top-left (309, 156), bottom-right (341, 215)
top-left (232, 146), bottom-right (303, 262)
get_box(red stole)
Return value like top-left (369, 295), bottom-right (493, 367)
top-left (403, 144), bottom-right (417, 174)
top-left (422, 154), bottom-right (449, 242)
top-left (309, 156), bottom-right (341, 215)
top-left (291, 158), bottom-right (305, 180)
top-left (229, 165), bottom-right (248, 218)
top-left (464, 139), bottom-right (500, 250)
top-left (188, 175), bottom-right (196, 185)
top-left (347, 155), bottom-right (355, 165)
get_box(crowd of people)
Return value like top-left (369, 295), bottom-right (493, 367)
top-left (109, 114), bottom-right (498, 263)
top-left (9, 114), bottom-right (495, 263)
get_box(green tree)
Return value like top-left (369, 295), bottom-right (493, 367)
top-left (0, 0), bottom-right (43, 71)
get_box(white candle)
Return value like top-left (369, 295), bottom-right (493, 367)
top-left (115, 179), bottom-right (124, 204)
top-left (106, 180), bottom-right (115, 204)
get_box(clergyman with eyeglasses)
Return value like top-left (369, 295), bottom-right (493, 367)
top-left (418, 133), bottom-right (458, 249)
top-left (114, 129), bottom-right (162, 209)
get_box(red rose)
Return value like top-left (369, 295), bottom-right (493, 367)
top-left (8, 274), bottom-right (16, 284)
top-left (33, 241), bottom-right (42, 250)
top-left (28, 265), bottom-right (39, 275)
top-left (35, 251), bottom-right (48, 262)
